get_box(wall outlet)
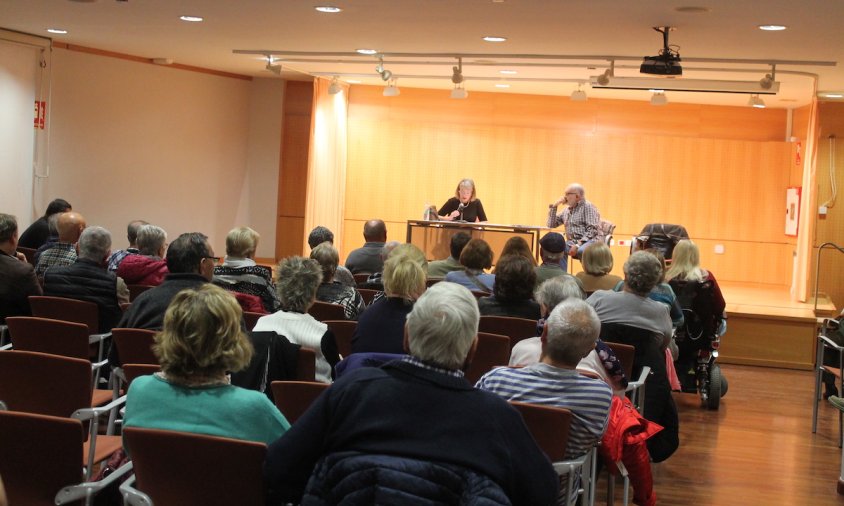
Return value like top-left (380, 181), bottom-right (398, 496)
top-left (616, 239), bottom-right (629, 247)
top-left (714, 244), bottom-right (725, 254)
top-left (820, 205), bottom-right (828, 215)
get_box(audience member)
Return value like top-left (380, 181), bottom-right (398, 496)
top-left (0, 213), bottom-right (42, 322)
top-left (360, 240), bottom-right (400, 290)
top-left (310, 243), bottom-right (365, 320)
top-left (213, 226), bottom-right (279, 313)
top-left (534, 232), bottom-right (569, 283)
top-left (352, 246), bottom-right (427, 354)
top-left (107, 219), bottom-right (148, 272)
top-left (253, 256), bottom-right (340, 384)
top-left (497, 236), bottom-right (536, 268)
top-left (307, 226), bottom-right (355, 287)
top-left (263, 282), bottom-right (559, 505)
top-left (614, 249), bottom-right (683, 331)
top-left (478, 254), bottom-right (541, 319)
top-left (34, 211), bottom-right (86, 278)
top-left (124, 284), bottom-right (289, 445)
top-left (577, 241), bottom-right (622, 293)
top-left (117, 224), bottom-right (169, 286)
top-left (42, 226), bottom-right (124, 333)
top-left (117, 232), bottom-right (215, 330)
top-left (427, 231), bottom-right (471, 278)
top-left (444, 238), bottom-right (495, 292)
top-left (345, 219), bottom-right (387, 274)
top-left (477, 299), bottom-right (613, 500)
top-left (31, 213), bottom-right (61, 264)
top-left (17, 198), bottom-right (71, 249)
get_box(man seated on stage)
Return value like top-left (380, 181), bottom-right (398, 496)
top-left (427, 232), bottom-right (471, 278)
top-left (307, 226), bottom-right (355, 287)
top-left (263, 282), bottom-right (559, 506)
top-left (0, 213), bottom-right (42, 322)
top-left (344, 219), bottom-right (387, 274)
top-left (34, 211), bottom-right (86, 279)
top-left (547, 183), bottom-right (602, 262)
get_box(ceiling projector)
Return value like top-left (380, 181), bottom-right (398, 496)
top-left (640, 26), bottom-right (682, 76)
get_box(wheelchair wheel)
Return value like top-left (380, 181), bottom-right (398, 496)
top-left (719, 372), bottom-right (728, 397)
top-left (706, 365), bottom-right (722, 410)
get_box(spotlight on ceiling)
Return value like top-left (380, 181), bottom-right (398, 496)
top-left (452, 57), bottom-right (464, 84)
top-left (650, 90), bottom-right (668, 106)
top-left (265, 56), bottom-right (282, 75)
top-left (596, 69), bottom-right (611, 86)
top-left (383, 78), bottom-right (400, 97)
top-left (748, 94), bottom-right (766, 108)
top-left (328, 76), bottom-right (342, 95)
top-left (759, 73), bottom-right (775, 90)
top-left (451, 84), bottom-right (468, 99)
top-left (570, 83), bottom-right (588, 102)
top-left (376, 56), bottom-right (393, 81)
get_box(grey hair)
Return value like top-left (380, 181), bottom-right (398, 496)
top-left (78, 226), bottom-right (112, 261)
top-left (623, 251), bottom-right (663, 295)
top-left (380, 241), bottom-right (401, 260)
top-left (534, 275), bottom-right (585, 312)
top-left (310, 242), bottom-right (338, 282)
top-left (544, 298), bottom-right (601, 366)
top-left (276, 256), bottom-right (323, 312)
top-left (47, 213), bottom-right (60, 235)
top-left (567, 183), bottom-right (585, 197)
top-left (137, 225), bottom-right (167, 256)
top-left (406, 282), bottom-right (479, 370)
top-left (0, 214), bottom-right (17, 243)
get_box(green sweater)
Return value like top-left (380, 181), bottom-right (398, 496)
top-left (124, 374), bottom-right (290, 446)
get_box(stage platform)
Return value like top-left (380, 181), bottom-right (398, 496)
top-left (719, 282), bottom-right (836, 370)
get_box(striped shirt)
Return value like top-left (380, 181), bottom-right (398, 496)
top-left (547, 199), bottom-right (601, 243)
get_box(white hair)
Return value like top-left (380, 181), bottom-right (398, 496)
top-left (566, 183), bottom-right (585, 197)
top-left (137, 225), bottom-right (167, 256)
top-left (545, 299), bottom-right (600, 365)
top-left (406, 282), bottom-right (479, 369)
top-left (78, 226), bottom-right (112, 261)
top-left (534, 275), bottom-right (585, 311)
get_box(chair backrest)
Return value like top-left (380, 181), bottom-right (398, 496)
top-left (127, 284), bottom-right (154, 302)
top-left (324, 320), bottom-right (357, 358)
top-left (478, 316), bottom-right (538, 349)
top-left (426, 277), bottom-right (443, 287)
top-left (599, 220), bottom-right (616, 245)
top-left (509, 401), bottom-right (572, 462)
top-left (0, 410), bottom-right (84, 506)
top-left (243, 311), bottom-right (264, 331)
top-left (308, 301), bottom-right (347, 321)
top-left (270, 380), bottom-right (330, 424)
top-left (470, 290), bottom-right (490, 299)
top-left (668, 278), bottom-right (719, 340)
top-left (29, 295), bottom-right (99, 333)
top-left (353, 273), bottom-right (371, 285)
top-left (0, 350), bottom-right (92, 418)
top-left (357, 288), bottom-right (379, 306)
top-left (297, 347), bottom-right (317, 381)
top-left (599, 322), bottom-right (665, 379)
top-left (123, 363), bottom-right (162, 387)
top-left (6, 316), bottom-right (91, 361)
top-left (123, 427), bottom-right (267, 506)
top-left (111, 328), bottom-right (158, 365)
top-left (17, 246), bottom-right (37, 265)
top-left (604, 341), bottom-right (635, 381)
top-left (465, 332), bottom-right (511, 384)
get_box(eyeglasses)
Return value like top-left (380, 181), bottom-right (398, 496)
top-left (204, 256), bottom-right (221, 263)
top-left (565, 192), bottom-right (578, 196)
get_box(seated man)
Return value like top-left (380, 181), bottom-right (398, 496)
top-left (535, 232), bottom-right (569, 282)
top-left (107, 219), bottom-right (148, 272)
top-left (263, 282), bottom-right (559, 505)
top-left (117, 224), bottom-right (169, 286)
top-left (344, 219), bottom-right (387, 274)
top-left (359, 240), bottom-right (400, 290)
top-left (307, 226), bottom-right (355, 288)
top-left (547, 183), bottom-right (601, 265)
top-left (0, 213), bottom-right (42, 322)
top-left (427, 231), bottom-right (471, 278)
top-left (42, 226), bottom-right (124, 333)
top-left (34, 211), bottom-right (86, 278)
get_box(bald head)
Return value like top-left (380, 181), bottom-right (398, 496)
top-left (57, 212), bottom-right (86, 243)
top-left (363, 219), bottom-right (387, 242)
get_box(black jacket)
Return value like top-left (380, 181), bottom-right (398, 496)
top-left (43, 258), bottom-right (122, 333)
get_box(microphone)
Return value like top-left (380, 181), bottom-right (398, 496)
top-left (457, 202), bottom-right (466, 221)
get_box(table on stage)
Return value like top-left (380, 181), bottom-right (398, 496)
top-left (405, 220), bottom-right (550, 264)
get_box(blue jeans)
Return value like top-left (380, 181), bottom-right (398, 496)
top-left (559, 239), bottom-right (595, 271)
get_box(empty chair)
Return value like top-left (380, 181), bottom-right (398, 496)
top-left (6, 316), bottom-right (91, 361)
top-left (308, 301), bottom-right (347, 321)
top-left (270, 380), bottom-right (330, 424)
top-left (121, 427), bottom-right (267, 506)
top-left (465, 332), bottom-right (510, 384)
top-left (478, 315), bottom-right (538, 349)
top-left (28, 295), bottom-right (111, 365)
top-left (111, 328), bottom-right (157, 365)
top-left (324, 320), bottom-right (356, 358)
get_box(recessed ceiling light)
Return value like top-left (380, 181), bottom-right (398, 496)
top-left (315, 6), bottom-right (342, 13)
top-left (180, 15), bottom-right (204, 22)
top-left (483, 36), bottom-right (507, 43)
top-left (821, 93), bottom-right (844, 98)
top-left (758, 24), bottom-right (787, 31)
top-left (347, 80), bottom-right (361, 84)
top-left (495, 83), bottom-right (510, 88)
top-left (674, 6), bottom-right (711, 13)
top-left (648, 89), bottom-right (665, 93)
top-left (499, 70), bottom-right (517, 75)
top-left (356, 48), bottom-right (377, 55)
top-left (47, 28), bottom-right (68, 34)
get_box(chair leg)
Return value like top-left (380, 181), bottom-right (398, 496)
top-left (813, 368), bottom-right (822, 434)
top-left (607, 473), bottom-right (615, 506)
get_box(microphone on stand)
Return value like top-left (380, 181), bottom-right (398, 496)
top-left (457, 203), bottom-right (466, 221)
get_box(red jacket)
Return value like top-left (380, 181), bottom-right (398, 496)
top-left (600, 396), bottom-right (662, 506)
top-left (116, 254), bottom-right (168, 286)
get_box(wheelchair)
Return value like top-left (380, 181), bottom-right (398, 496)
top-left (631, 223), bottom-right (690, 261)
top-left (669, 277), bottom-right (728, 409)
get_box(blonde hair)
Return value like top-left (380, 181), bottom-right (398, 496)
top-left (154, 284), bottom-right (253, 380)
top-left (384, 253), bottom-right (427, 301)
top-left (665, 239), bottom-right (706, 282)
top-left (582, 242), bottom-right (614, 276)
top-left (310, 242), bottom-right (339, 282)
top-left (454, 178), bottom-right (477, 201)
top-left (225, 226), bottom-right (260, 258)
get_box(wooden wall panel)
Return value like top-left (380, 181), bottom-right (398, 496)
top-left (276, 81), bottom-right (312, 259)
top-left (812, 102), bottom-right (844, 307)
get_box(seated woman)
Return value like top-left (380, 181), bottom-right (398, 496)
top-left (576, 242), bottom-right (622, 294)
top-left (496, 236), bottom-right (536, 269)
top-left (613, 249), bottom-right (684, 331)
top-left (664, 240), bottom-right (725, 326)
top-left (444, 238), bottom-right (495, 292)
top-left (478, 254), bottom-right (541, 320)
top-left (254, 256), bottom-right (341, 383)
top-left (116, 224), bottom-right (169, 286)
top-left (213, 226), bottom-right (280, 314)
top-left (438, 178), bottom-right (488, 222)
top-left (123, 284), bottom-right (289, 445)
top-left (352, 246), bottom-right (427, 355)
top-left (310, 243), bottom-right (366, 320)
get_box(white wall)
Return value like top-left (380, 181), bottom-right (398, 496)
top-left (39, 48), bottom-right (285, 255)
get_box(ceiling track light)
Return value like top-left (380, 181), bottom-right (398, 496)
top-left (451, 82), bottom-right (468, 99)
top-left (452, 57), bottom-right (464, 84)
top-left (376, 56), bottom-right (393, 81)
top-left (748, 94), bottom-right (766, 108)
top-left (570, 83), bottom-right (588, 102)
top-left (383, 78), bottom-right (400, 97)
top-left (590, 74), bottom-right (780, 94)
top-left (265, 56), bottom-right (282, 75)
top-left (650, 90), bottom-right (668, 106)
top-left (328, 76), bottom-right (342, 95)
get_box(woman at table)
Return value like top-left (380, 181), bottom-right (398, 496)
top-left (438, 178), bottom-right (488, 222)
